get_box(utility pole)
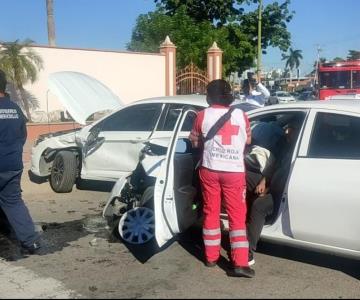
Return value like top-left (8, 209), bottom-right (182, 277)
top-left (46, 0), bottom-right (56, 46)
top-left (315, 44), bottom-right (322, 86)
top-left (257, 0), bottom-right (263, 82)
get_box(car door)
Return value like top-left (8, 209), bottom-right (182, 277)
top-left (287, 109), bottom-right (360, 251)
top-left (150, 103), bottom-right (204, 142)
top-left (81, 103), bottom-right (164, 181)
top-left (245, 109), bottom-right (308, 235)
top-left (153, 107), bottom-right (199, 247)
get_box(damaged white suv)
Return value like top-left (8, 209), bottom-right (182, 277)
top-left (29, 72), bottom-right (207, 193)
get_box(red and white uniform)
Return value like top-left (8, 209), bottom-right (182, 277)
top-left (190, 104), bottom-right (251, 267)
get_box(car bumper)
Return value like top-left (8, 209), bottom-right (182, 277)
top-left (28, 169), bottom-right (48, 184)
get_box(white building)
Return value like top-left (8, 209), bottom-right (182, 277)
top-left (10, 45), bottom-right (167, 122)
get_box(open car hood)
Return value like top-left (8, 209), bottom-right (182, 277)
top-left (48, 71), bottom-right (123, 125)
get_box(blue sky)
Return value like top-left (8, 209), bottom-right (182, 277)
top-left (0, 0), bottom-right (359, 75)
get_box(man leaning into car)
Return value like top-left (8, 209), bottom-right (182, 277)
top-left (0, 69), bottom-right (41, 255)
top-left (189, 79), bottom-right (255, 278)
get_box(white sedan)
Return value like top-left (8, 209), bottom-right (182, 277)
top-left (103, 100), bottom-right (360, 261)
top-left (273, 91), bottom-right (297, 103)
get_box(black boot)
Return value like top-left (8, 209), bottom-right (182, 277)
top-left (228, 266), bottom-right (255, 278)
top-left (21, 241), bottom-right (41, 255)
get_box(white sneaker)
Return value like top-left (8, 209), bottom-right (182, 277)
top-left (248, 258), bottom-right (255, 266)
top-left (248, 252), bottom-right (255, 266)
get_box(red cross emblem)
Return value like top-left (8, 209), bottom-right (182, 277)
top-left (217, 121), bottom-right (240, 145)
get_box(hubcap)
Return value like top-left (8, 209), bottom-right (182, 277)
top-left (118, 207), bottom-right (155, 245)
top-left (52, 157), bottom-right (64, 185)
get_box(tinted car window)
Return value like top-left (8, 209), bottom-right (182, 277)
top-left (101, 103), bottom-right (162, 131)
top-left (352, 70), bottom-right (360, 89)
top-left (308, 112), bottom-right (360, 159)
top-left (161, 104), bottom-right (203, 131)
top-left (319, 71), bottom-right (351, 89)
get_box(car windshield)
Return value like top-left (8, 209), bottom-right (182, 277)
top-left (352, 70), bottom-right (360, 88)
top-left (276, 92), bottom-right (291, 97)
top-left (319, 71), bottom-right (351, 89)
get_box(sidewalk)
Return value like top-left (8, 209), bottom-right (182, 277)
top-left (0, 259), bottom-right (79, 299)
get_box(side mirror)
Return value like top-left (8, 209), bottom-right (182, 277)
top-left (84, 127), bottom-right (104, 157)
top-left (87, 126), bottom-right (101, 145)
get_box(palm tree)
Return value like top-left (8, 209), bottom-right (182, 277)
top-left (281, 48), bottom-right (303, 82)
top-left (347, 50), bottom-right (360, 61)
top-left (0, 39), bottom-right (43, 122)
top-left (46, 0), bottom-right (56, 46)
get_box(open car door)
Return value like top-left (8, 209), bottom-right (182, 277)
top-left (154, 107), bottom-right (200, 247)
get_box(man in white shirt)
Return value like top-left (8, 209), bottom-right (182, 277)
top-left (242, 75), bottom-right (270, 108)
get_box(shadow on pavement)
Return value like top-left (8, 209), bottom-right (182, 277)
top-left (0, 211), bottom-right (168, 264)
top-left (176, 224), bottom-right (360, 280)
top-left (0, 214), bottom-right (111, 262)
top-left (177, 225), bottom-right (232, 273)
top-left (256, 241), bottom-right (360, 280)
top-left (107, 222), bottom-right (176, 264)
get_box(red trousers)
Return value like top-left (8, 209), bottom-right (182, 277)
top-left (199, 167), bottom-right (248, 267)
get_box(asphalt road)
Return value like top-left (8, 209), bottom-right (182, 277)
top-left (0, 164), bottom-right (359, 299)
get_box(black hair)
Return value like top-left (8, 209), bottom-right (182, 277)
top-left (206, 79), bottom-right (234, 106)
top-left (0, 69), bottom-right (7, 93)
top-left (242, 78), bottom-right (256, 96)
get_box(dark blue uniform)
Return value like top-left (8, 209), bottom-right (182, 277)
top-left (0, 96), bottom-right (39, 247)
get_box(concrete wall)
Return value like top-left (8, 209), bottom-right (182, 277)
top-left (23, 45), bottom-right (166, 122)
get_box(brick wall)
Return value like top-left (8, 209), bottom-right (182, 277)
top-left (26, 122), bottom-right (82, 143)
top-left (24, 122), bottom-right (82, 163)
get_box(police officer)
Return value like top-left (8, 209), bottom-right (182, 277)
top-left (0, 69), bottom-right (40, 254)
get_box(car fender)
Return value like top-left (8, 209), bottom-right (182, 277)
top-left (102, 175), bottom-right (129, 218)
top-left (31, 131), bottom-right (78, 176)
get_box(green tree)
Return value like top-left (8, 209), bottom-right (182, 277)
top-left (281, 48), bottom-right (303, 82)
top-left (154, 0), bottom-right (251, 26)
top-left (129, 1), bottom-right (293, 75)
top-left (128, 7), bottom-right (255, 75)
top-left (239, 0), bottom-right (293, 54)
top-left (155, 0), bottom-right (293, 52)
top-left (0, 39), bottom-right (43, 122)
top-left (347, 50), bottom-right (360, 60)
top-left (332, 57), bottom-right (344, 62)
top-left (271, 69), bottom-right (281, 80)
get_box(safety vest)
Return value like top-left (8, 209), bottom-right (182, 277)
top-left (201, 107), bottom-right (248, 172)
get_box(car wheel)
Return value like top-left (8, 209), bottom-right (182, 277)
top-left (118, 207), bottom-right (155, 245)
top-left (50, 151), bottom-right (77, 193)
